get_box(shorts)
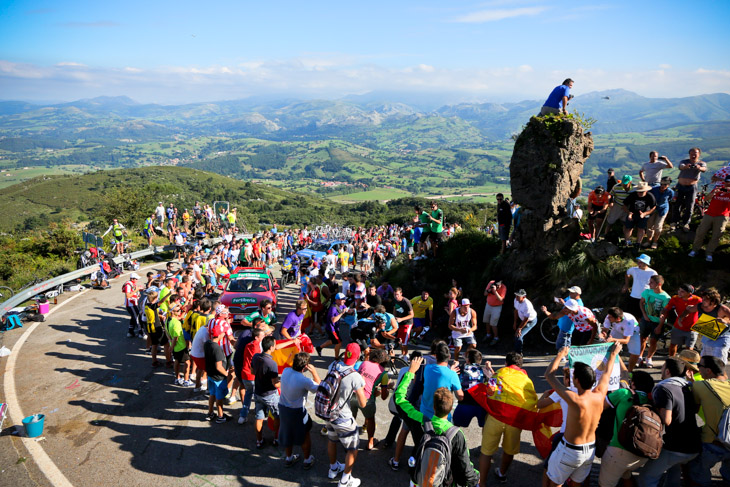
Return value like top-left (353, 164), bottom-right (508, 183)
top-left (254, 393), bottom-right (280, 420)
top-left (413, 317), bottom-right (426, 329)
top-left (546, 440), bottom-right (595, 485)
top-left (702, 342), bottom-right (730, 365)
top-left (587, 210), bottom-right (607, 221)
top-left (598, 445), bottom-right (648, 486)
top-left (407, 246), bottom-right (414, 255)
top-left (207, 378), bottom-right (228, 400)
top-left (625, 332), bottom-right (641, 355)
top-left (421, 230), bottom-right (431, 243)
top-left (351, 396), bottom-right (377, 419)
top-left (397, 324), bottom-right (413, 345)
top-left (172, 348), bottom-right (190, 363)
top-left (671, 328), bottom-right (698, 348)
top-left (278, 405), bottom-right (312, 448)
top-left (148, 328), bottom-right (167, 346)
top-left (647, 211), bottom-right (668, 232)
top-left (572, 329), bottom-right (593, 346)
top-left (481, 414), bottom-right (521, 456)
top-left (452, 335), bottom-right (476, 348)
top-left (191, 355), bottom-right (206, 372)
top-left (639, 318), bottom-right (663, 340)
top-left (453, 404), bottom-right (486, 428)
top-left (606, 205), bottom-right (627, 225)
top-left (624, 216), bottom-right (648, 230)
top-left (325, 416), bottom-right (359, 451)
top-left (325, 326), bottom-right (342, 344)
top-left (143, 230), bottom-right (151, 238)
top-left (498, 224), bottom-right (510, 241)
top-left (482, 304), bottom-right (502, 327)
top-left (428, 232), bottom-right (443, 244)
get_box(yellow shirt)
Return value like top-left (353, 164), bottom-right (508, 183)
top-left (410, 296), bottom-right (434, 319)
top-left (693, 378), bottom-right (730, 443)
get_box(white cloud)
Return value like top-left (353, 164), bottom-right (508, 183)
top-left (659, 64), bottom-right (672, 69)
top-left (453, 7), bottom-right (549, 23)
top-left (0, 59), bottom-right (729, 105)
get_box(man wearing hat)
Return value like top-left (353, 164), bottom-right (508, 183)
top-left (689, 175), bottom-right (730, 262)
top-left (657, 283), bottom-right (702, 357)
top-left (513, 290), bottom-right (538, 354)
top-left (317, 293), bottom-right (352, 359)
top-left (622, 181), bottom-right (656, 247)
top-left (204, 322), bottom-right (231, 423)
top-left (587, 186), bottom-right (609, 241)
top-left (448, 298), bottom-right (478, 362)
top-left (678, 349), bottom-right (701, 381)
top-left (604, 175), bottom-right (634, 237)
top-left (541, 294), bottom-right (600, 348)
top-left (123, 272), bottom-right (142, 338)
top-left (623, 254), bottom-right (657, 322)
top-left (646, 177), bottom-right (675, 249)
top-left (324, 342), bottom-right (367, 487)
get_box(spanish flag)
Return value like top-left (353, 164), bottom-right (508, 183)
top-left (270, 334), bottom-right (316, 373)
top-left (469, 365), bottom-right (562, 458)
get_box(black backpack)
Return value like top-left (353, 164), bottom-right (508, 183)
top-left (410, 420), bottom-right (459, 487)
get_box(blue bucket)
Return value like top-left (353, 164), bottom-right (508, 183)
top-left (22, 414), bottom-right (45, 438)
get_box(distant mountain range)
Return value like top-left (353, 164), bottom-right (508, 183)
top-left (2, 90), bottom-right (729, 142)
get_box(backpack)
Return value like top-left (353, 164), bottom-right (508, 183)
top-left (704, 381), bottom-right (730, 449)
top-left (410, 420), bottom-right (459, 487)
top-left (617, 392), bottom-right (663, 459)
top-left (314, 362), bottom-right (355, 421)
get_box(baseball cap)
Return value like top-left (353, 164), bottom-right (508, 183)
top-left (514, 289), bottom-right (527, 297)
top-left (335, 293), bottom-right (346, 300)
top-left (678, 349), bottom-right (700, 372)
top-left (563, 299), bottom-right (580, 312)
top-left (621, 175), bottom-right (633, 184)
top-left (215, 304), bottom-right (229, 316)
top-left (594, 185), bottom-right (604, 194)
top-left (130, 272), bottom-right (140, 280)
top-left (461, 298), bottom-right (471, 306)
top-left (209, 323), bottom-right (224, 338)
top-left (636, 254), bottom-right (651, 265)
top-left (343, 343), bottom-right (361, 366)
top-left (607, 168), bottom-right (614, 172)
top-left (567, 286), bottom-right (582, 294)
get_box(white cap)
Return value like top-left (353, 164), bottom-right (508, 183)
top-left (461, 298), bottom-right (471, 306)
top-left (129, 273), bottom-right (140, 280)
top-left (567, 286), bottom-right (582, 294)
top-left (563, 299), bottom-right (580, 312)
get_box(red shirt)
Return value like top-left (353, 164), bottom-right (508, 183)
top-left (240, 340), bottom-right (262, 381)
top-left (588, 191), bottom-right (610, 208)
top-left (485, 281), bottom-right (507, 307)
top-left (664, 295), bottom-right (703, 331)
top-left (705, 188), bottom-right (730, 217)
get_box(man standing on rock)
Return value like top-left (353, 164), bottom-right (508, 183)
top-left (603, 175), bottom-right (633, 238)
top-left (496, 193), bottom-right (512, 254)
top-left (639, 152), bottom-right (673, 187)
top-left (672, 147), bottom-right (707, 232)
top-left (540, 79), bottom-right (574, 116)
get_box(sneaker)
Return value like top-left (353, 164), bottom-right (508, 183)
top-left (316, 346), bottom-right (322, 357)
top-left (494, 467), bottom-right (507, 483)
top-left (136, 330), bottom-right (145, 338)
top-left (625, 240), bottom-right (633, 247)
top-left (481, 334), bottom-right (492, 343)
top-left (688, 251), bottom-right (697, 257)
top-left (182, 380), bottom-right (195, 387)
top-left (256, 440), bottom-right (265, 450)
top-left (320, 426), bottom-right (328, 436)
top-left (683, 224), bottom-right (691, 232)
top-left (645, 358), bottom-right (654, 369)
top-left (204, 412), bottom-right (216, 422)
top-left (339, 477), bottom-right (361, 487)
top-left (174, 378), bottom-right (183, 386)
top-left (388, 457), bottom-right (400, 471)
top-left (328, 462), bottom-right (345, 479)
top-left (126, 331), bottom-right (135, 338)
top-left (194, 386), bottom-right (205, 393)
top-left (489, 337), bottom-right (499, 347)
top-left (237, 416), bottom-right (247, 425)
top-left (285, 454), bottom-right (301, 467)
top-left (303, 456), bottom-right (315, 470)
top-left (706, 255), bottom-right (713, 262)
top-left (225, 395), bottom-right (238, 405)
top-left (215, 414), bottom-right (231, 424)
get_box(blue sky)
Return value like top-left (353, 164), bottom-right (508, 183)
top-left (1, 0), bottom-right (729, 104)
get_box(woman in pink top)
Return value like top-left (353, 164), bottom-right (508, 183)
top-left (354, 349), bottom-right (390, 450)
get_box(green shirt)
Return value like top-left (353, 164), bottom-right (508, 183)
top-left (607, 388), bottom-right (649, 449)
top-left (247, 310), bottom-right (275, 325)
top-left (641, 288), bottom-right (670, 323)
top-left (430, 208), bottom-right (444, 233)
top-left (419, 211), bottom-right (431, 231)
top-left (167, 317), bottom-right (186, 352)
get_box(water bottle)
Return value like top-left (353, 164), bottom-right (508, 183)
top-left (408, 456), bottom-right (416, 468)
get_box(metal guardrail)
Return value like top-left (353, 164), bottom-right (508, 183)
top-left (1, 234), bottom-right (252, 318)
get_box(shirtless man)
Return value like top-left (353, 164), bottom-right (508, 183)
top-left (544, 343), bottom-right (622, 487)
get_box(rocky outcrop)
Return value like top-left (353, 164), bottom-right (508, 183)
top-left (503, 116), bottom-right (594, 281)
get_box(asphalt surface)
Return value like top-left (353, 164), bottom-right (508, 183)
top-left (0, 263), bottom-right (725, 486)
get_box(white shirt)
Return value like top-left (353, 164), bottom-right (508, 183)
top-left (627, 266), bottom-right (657, 299)
top-left (174, 234), bottom-right (184, 245)
top-left (603, 312), bottom-right (639, 339)
top-left (190, 326), bottom-right (210, 358)
top-left (155, 205), bottom-right (165, 218)
top-left (514, 297), bottom-right (537, 322)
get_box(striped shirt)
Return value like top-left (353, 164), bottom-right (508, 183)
top-left (209, 317), bottom-right (234, 356)
top-left (610, 184), bottom-right (632, 207)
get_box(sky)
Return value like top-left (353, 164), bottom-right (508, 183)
top-left (1, 0), bottom-right (729, 105)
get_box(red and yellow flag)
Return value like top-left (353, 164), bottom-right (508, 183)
top-left (270, 334), bottom-right (316, 373)
top-left (469, 365), bottom-right (562, 458)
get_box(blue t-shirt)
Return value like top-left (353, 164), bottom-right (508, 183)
top-left (420, 364), bottom-right (462, 419)
top-left (544, 84), bottom-right (570, 109)
top-left (650, 186), bottom-right (675, 216)
top-left (558, 296), bottom-right (584, 332)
